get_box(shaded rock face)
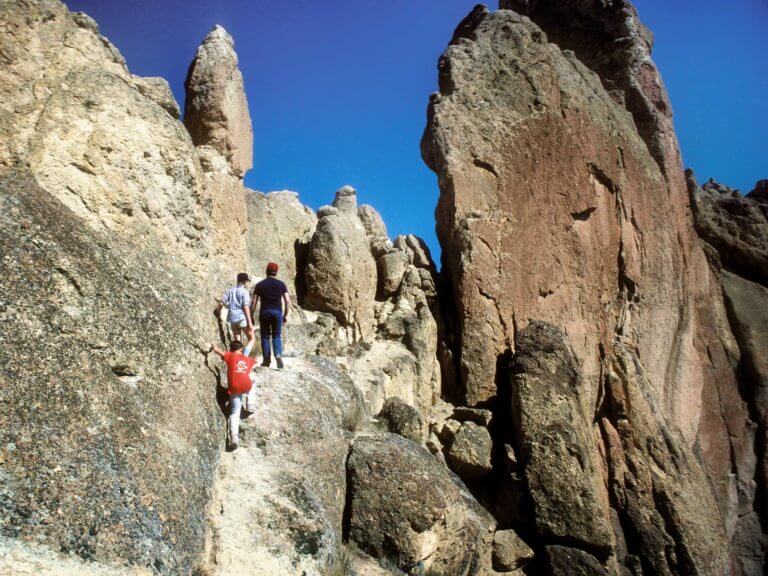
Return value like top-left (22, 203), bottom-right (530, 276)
top-left (423, 3), bottom-right (745, 574)
top-left (688, 173), bottom-right (768, 286)
top-left (688, 172), bottom-right (768, 574)
top-left (446, 421), bottom-right (493, 480)
top-left (544, 545), bottom-right (610, 576)
top-left (492, 529), bottom-right (534, 572)
top-left (346, 434), bottom-right (495, 575)
top-left (509, 322), bottom-right (612, 553)
top-left (184, 25), bottom-right (253, 178)
top-left (377, 397), bottom-right (423, 443)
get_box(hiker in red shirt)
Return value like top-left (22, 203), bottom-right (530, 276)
top-left (210, 333), bottom-right (256, 450)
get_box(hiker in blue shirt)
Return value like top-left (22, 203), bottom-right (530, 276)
top-left (216, 272), bottom-right (254, 343)
top-left (251, 262), bottom-right (290, 369)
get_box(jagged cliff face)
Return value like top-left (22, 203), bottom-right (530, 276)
top-left (688, 174), bottom-right (768, 575)
top-left (423, 2), bottom-right (763, 575)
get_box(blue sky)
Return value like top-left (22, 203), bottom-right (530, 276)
top-left (66, 0), bottom-right (768, 261)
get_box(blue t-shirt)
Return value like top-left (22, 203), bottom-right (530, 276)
top-left (254, 277), bottom-right (288, 313)
top-left (222, 285), bottom-right (250, 323)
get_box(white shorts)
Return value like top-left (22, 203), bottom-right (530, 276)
top-left (230, 319), bottom-right (248, 329)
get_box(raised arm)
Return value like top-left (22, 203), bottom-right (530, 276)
top-left (210, 342), bottom-right (227, 360)
top-left (243, 330), bottom-right (256, 357)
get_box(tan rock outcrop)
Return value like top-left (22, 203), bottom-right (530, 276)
top-left (184, 25), bottom-right (253, 177)
top-left (0, 2), bottom-right (256, 571)
top-left (304, 186), bottom-right (378, 341)
top-left (245, 189), bottom-right (317, 298)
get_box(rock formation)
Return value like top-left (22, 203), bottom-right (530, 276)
top-left (0, 3), bottom-right (471, 574)
top-left (346, 434), bottom-right (495, 575)
top-left (2, 0), bottom-right (766, 575)
top-left (688, 173), bottom-right (768, 575)
top-left (689, 175), bottom-right (768, 285)
top-left (303, 185), bottom-right (443, 419)
top-left (244, 188), bottom-right (317, 298)
top-left (184, 25), bottom-right (253, 178)
top-left (0, 3), bottom-right (237, 572)
top-left (304, 185), bottom-right (379, 341)
top-left (423, 2), bottom-right (764, 574)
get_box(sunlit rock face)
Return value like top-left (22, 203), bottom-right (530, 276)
top-left (2, 0), bottom-right (766, 575)
top-left (421, 2), bottom-right (759, 574)
top-left (184, 25), bottom-right (253, 178)
top-left (0, 2), bottom-right (255, 573)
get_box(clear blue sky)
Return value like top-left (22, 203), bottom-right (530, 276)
top-left (65, 0), bottom-right (768, 261)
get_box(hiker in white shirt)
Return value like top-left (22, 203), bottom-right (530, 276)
top-left (216, 272), bottom-right (254, 343)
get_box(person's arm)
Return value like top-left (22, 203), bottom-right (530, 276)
top-left (243, 330), bottom-right (256, 356)
top-left (243, 291), bottom-right (254, 332)
top-left (283, 292), bottom-right (291, 323)
top-left (251, 293), bottom-right (260, 319)
top-left (210, 342), bottom-right (227, 360)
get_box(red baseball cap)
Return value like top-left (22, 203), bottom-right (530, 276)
top-left (266, 262), bottom-right (279, 274)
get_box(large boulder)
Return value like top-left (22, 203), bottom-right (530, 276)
top-left (184, 25), bottom-right (253, 177)
top-left (377, 397), bottom-right (423, 443)
top-left (509, 321), bottom-right (612, 552)
top-left (544, 546), bottom-right (609, 576)
top-left (446, 421), bottom-right (493, 480)
top-left (492, 529), bottom-right (534, 572)
top-left (346, 434), bottom-right (495, 575)
top-left (304, 186), bottom-right (378, 342)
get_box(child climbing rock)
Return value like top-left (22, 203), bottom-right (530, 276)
top-left (210, 333), bottom-right (256, 450)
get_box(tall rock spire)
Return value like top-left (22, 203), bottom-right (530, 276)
top-left (184, 25), bottom-right (253, 178)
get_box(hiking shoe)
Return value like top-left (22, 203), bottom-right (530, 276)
top-left (276, 357), bottom-right (284, 370)
top-left (229, 434), bottom-right (240, 451)
top-left (261, 360), bottom-right (270, 367)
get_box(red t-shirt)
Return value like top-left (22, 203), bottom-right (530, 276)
top-left (224, 352), bottom-right (255, 394)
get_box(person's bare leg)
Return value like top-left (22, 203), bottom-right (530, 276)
top-left (231, 324), bottom-right (242, 343)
